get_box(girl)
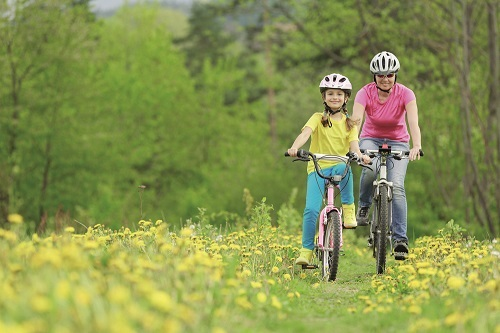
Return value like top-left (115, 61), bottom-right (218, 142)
top-left (287, 73), bottom-right (370, 265)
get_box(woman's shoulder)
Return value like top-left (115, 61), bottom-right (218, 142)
top-left (394, 83), bottom-right (414, 93)
top-left (355, 82), bottom-right (376, 98)
top-left (361, 82), bottom-right (376, 90)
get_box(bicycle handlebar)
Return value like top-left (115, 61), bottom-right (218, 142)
top-left (360, 148), bottom-right (424, 159)
top-left (284, 149), bottom-right (360, 181)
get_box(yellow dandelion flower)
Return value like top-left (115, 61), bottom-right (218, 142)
top-left (447, 276), bottom-right (466, 290)
top-left (8, 213), bottom-right (23, 224)
top-left (275, 256), bottom-right (283, 262)
top-left (55, 280), bottom-right (71, 300)
top-left (271, 266), bottom-right (279, 273)
top-left (257, 292), bottom-right (267, 303)
top-left (479, 279), bottom-right (497, 292)
top-left (283, 274), bottom-right (291, 281)
top-left (271, 296), bottom-right (282, 310)
top-left (416, 262), bottom-right (432, 268)
top-left (407, 305), bottom-right (422, 315)
top-left (180, 228), bottom-right (193, 237)
top-left (312, 283), bottom-right (320, 289)
top-left (299, 272), bottom-right (307, 279)
top-left (235, 296), bottom-right (253, 309)
top-left (212, 328), bottom-right (226, 333)
top-left (347, 307), bottom-right (357, 313)
top-left (250, 281), bottom-right (263, 289)
top-left (108, 285), bottom-right (131, 304)
top-left (148, 291), bottom-right (173, 313)
top-left (267, 279), bottom-right (276, 285)
top-left (31, 295), bottom-right (51, 313)
top-left (444, 312), bottom-right (462, 326)
top-left (64, 226), bottom-right (75, 233)
top-left (362, 306), bottom-right (374, 314)
top-left (241, 269), bottom-right (252, 278)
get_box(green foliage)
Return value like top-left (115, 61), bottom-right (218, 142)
top-left (276, 187), bottom-right (302, 232)
top-left (0, 0), bottom-right (497, 238)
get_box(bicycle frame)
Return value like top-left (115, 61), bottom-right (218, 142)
top-left (362, 143), bottom-right (422, 273)
top-left (317, 176), bottom-right (343, 252)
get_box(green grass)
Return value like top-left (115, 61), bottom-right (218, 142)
top-left (0, 218), bottom-right (498, 333)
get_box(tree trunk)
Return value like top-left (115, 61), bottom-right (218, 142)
top-left (487, 0), bottom-right (499, 234)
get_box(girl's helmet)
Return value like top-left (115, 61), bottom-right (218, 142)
top-left (370, 51), bottom-right (400, 75)
top-left (319, 73), bottom-right (352, 96)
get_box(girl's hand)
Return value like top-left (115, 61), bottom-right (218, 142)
top-left (287, 148), bottom-right (298, 157)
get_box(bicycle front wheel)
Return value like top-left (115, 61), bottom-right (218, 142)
top-left (323, 211), bottom-right (342, 281)
top-left (375, 186), bottom-right (389, 274)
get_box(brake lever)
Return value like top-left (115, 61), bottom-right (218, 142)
top-left (292, 157), bottom-right (310, 162)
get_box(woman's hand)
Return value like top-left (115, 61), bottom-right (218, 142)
top-left (409, 147), bottom-right (421, 161)
top-left (361, 154), bottom-right (371, 164)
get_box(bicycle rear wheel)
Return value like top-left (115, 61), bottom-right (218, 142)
top-left (375, 186), bottom-right (389, 274)
top-left (323, 211), bottom-right (342, 281)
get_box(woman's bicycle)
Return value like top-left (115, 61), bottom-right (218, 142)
top-left (285, 149), bottom-right (361, 281)
top-left (361, 143), bottom-right (424, 274)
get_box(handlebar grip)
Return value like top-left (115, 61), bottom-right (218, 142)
top-left (285, 150), bottom-right (309, 158)
top-left (404, 150), bottom-right (425, 156)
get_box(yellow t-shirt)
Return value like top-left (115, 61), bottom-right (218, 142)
top-left (303, 112), bottom-right (359, 174)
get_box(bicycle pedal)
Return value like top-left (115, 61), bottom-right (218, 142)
top-left (301, 264), bottom-right (318, 269)
top-left (393, 252), bottom-right (408, 261)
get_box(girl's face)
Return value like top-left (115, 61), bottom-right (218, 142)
top-left (375, 73), bottom-right (396, 91)
top-left (323, 89), bottom-right (346, 110)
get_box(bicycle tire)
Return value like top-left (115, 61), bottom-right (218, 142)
top-left (323, 211), bottom-right (342, 281)
top-left (375, 186), bottom-right (389, 274)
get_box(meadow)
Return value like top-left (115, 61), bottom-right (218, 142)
top-left (1, 210), bottom-right (498, 333)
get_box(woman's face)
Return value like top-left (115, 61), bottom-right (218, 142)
top-left (323, 89), bottom-right (346, 110)
top-left (375, 73), bottom-right (396, 91)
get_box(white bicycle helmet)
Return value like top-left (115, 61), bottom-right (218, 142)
top-left (370, 51), bottom-right (400, 75)
top-left (319, 73), bottom-right (352, 96)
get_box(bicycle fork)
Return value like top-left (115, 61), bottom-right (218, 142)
top-left (368, 181), bottom-right (393, 251)
top-left (318, 184), bottom-right (343, 251)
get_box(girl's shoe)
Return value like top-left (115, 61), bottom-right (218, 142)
top-left (295, 248), bottom-right (312, 265)
top-left (343, 203), bottom-right (357, 228)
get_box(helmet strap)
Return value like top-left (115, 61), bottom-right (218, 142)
top-left (324, 102), bottom-right (342, 116)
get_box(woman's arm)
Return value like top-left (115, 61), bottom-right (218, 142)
top-left (351, 102), bottom-right (366, 128)
top-left (287, 127), bottom-right (313, 157)
top-left (406, 100), bottom-right (422, 161)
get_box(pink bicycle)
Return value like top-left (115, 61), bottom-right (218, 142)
top-left (285, 150), bottom-right (361, 281)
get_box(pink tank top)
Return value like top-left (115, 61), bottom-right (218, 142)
top-left (354, 82), bottom-right (415, 142)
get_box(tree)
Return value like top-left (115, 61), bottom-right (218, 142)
top-left (0, 0), bottom-right (96, 230)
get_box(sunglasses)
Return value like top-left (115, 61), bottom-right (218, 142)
top-left (376, 73), bottom-right (396, 79)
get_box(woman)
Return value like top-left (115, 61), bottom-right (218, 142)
top-left (351, 51), bottom-right (422, 260)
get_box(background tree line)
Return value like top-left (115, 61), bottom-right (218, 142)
top-left (0, 0), bottom-right (497, 238)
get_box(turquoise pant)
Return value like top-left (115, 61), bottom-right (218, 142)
top-left (302, 164), bottom-right (354, 250)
